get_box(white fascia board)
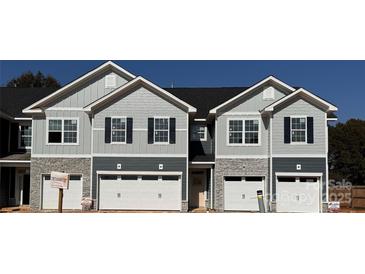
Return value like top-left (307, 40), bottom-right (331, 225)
top-left (263, 88), bottom-right (338, 113)
top-left (14, 117), bottom-right (32, 121)
top-left (209, 76), bottom-right (296, 114)
top-left (0, 160), bottom-right (31, 163)
top-left (22, 61), bottom-right (136, 113)
top-left (84, 76), bottom-right (197, 113)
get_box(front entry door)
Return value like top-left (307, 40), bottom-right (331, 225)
top-left (191, 173), bottom-right (206, 208)
top-left (22, 174), bottom-right (30, 205)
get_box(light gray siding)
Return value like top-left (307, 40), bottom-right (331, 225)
top-left (272, 97), bottom-right (326, 155)
top-left (93, 86), bottom-right (188, 155)
top-left (272, 157), bottom-right (327, 202)
top-left (32, 110), bottom-right (91, 155)
top-left (47, 71), bottom-right (129, 108)
top-left (92, 157), bottom-right (188, 200)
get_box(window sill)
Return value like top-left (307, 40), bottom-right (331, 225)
top-left (46, 143), bottom-right (79, 146)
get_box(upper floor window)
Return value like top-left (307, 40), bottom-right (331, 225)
top-left (291, 117), bottom-right (306, 143)
top-left (111, 117), bottom-right (126, 143)
top-left (228, 119), bottom-right (260, 145)
top-left (191, 124), bottom-right (207, 141)
top-left (154, 117), bottom-right (169, 143)
top-left (19, 125), bottom-right (32, 148)
top-left (48, 118), bottom-right (78, 144)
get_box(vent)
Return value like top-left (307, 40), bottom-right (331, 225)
top-left (263, 86), bottom-right (275, 100)
top-left (105, 75), bottom-right (116, 88)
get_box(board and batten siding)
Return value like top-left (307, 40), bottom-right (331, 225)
top-left (93, 86), bottom-right (188, 155)
top-left (32, 110), bottom-right (91, 155)
top-left (46, 71), bottom-right (129, 108)
top-left (271, 97), bottom-right (326, 155)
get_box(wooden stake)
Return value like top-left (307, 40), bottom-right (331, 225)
top-left (58, 188), bottom-right (63, 213)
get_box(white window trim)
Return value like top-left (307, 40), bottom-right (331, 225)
top-left (46, 117), bottom-right (80, 145)
top-left (153, 116), bottom-right (170, 144)
top-left (290, 115), bottom-right (307, 144)
top-left (111, 116), bottom-right (127, 144)
top-left (191, 124), bottom-right (207, 141)
top-left (18, 124), bottom-right (32, 149)
top-left (226, 118), bottom-right (261, 146)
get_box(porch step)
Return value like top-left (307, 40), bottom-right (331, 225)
top-left (0, 206), bottom-right (31, 213)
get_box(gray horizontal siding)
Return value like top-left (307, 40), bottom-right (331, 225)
top-left (272, 157), bottom-right (327, 201)
top-left (32, 110), bottom-right (91, 155)
top-left (272, 97), bottom-right (326, 155)
top-left (92, 157), bottom-right (188, 200)
top-left (47, 71), bottom-right (129, 108)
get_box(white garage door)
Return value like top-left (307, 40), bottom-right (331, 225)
top-left (224, 176), bottom-right (265, 211)
top-left (276, 176), bottom-right (320, 213)
top-left (42, 175), bottom-right (82, 210)
top-left (99, 174), bottom-right (181, 211)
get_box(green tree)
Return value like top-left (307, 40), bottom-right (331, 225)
top-left (329, 119), bottom-right (365, 185)
top-left (6, 71), bottom-right (61, 88)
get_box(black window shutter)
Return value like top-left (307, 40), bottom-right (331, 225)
top-left (148, 118), bottom-right (154, 144)
top-left (284, 117), bottom-right (291, 144)
top-left (169, 118), bottom-right (176, 144)
top-left (307, 117), bottom-right (314, 144)
top-left (126, 117), bottom-right (133, 144)
top-left (105, 117), bottom-right (111, 144)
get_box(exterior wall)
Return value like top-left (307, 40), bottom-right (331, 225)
top-left (47, 71), bottom-right (129, 108)
top-left (189, 121), bottom-right (214, 159)
top-left (92, 156), bottom-right (188, 207)
top-left (272, 157), bottom-right (327, 202)
top-left (216, 114), bottom-right (270, 156)
top-left (29, 157), bottom-right (91, 210)
top-left (214, 158), bottom-right (269, 212)
top-left (93, 86), bottom-right (188, 155)
top-left (32, 110), bottom-right (91, 155)
top-left (272, 97), bottom-right (326, 155)
top-left (13, 120), bottom-right (32, 153)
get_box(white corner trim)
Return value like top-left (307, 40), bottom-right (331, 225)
top-left (209, 76), bottom-right (295, 114)
top-left (22, 61), bottom-right (136, 113)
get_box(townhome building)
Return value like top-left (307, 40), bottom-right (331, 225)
top-left (0, 61), bottom-right (338, 212)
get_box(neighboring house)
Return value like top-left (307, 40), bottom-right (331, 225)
top-left (0, 61), bottom-right (338, 212)
top-left (0, 87), bottom-right (56, 208)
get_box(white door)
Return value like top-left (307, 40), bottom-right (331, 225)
top-left (42, 175), bottom-right (82, 210)
top-left (276, 176), bottom-right (320, 213)
top-left (224, 176), bottom-right (265, 211)
top-left (99, 174), bottom-right (181, 211)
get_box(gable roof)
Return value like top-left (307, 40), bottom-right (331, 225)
top-left (261, 88), bottom-right (338, 113)
top-left (0, 87), bottom-right (57, 119)
top-left (84, 76), bottom-right (197, 113)
top-left (166, 87), bottom-right (247, 119)
top-left (23, 61), bottom-right (136, 114)
top-left (209, 76), bottom-right (296, 114)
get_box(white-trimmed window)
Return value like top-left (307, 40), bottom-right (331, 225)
top-left (228, 119), bottom-right (260, 145)
top-left (105, 74), bottom-right (116, 88)
top-left (291, 117), bottom-right (306, 143)
top-left (111, 117), bottom-right (126, 143)
top-left (154, 117), bottom-right (169, 143)
top-left (19, 125), bottom-right (32, 148)
top-left (191, 124), bottom-right (207, 141)
top-left (47, 118), bottom-right (78, 144)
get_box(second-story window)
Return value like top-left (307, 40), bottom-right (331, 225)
top-left (48, 118), bottom-right (78, 144)
top-left (228, 120), bottom-right (243, 144)
top-left (245, 120), bottom-right (259, 144)
top-left (191, 124), bottom-right (207, 141)
top-left (154, 118), bottom-right (169, 143)
top-left (228, 119), bottom-right (260, 145)
top-left (111, 117), bottom-right (126, 143)
top-left (19, 125), bottom-right (32, 148)
top-left (291, 117), bottom-right (306, 143)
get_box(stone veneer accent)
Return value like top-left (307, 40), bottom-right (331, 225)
top-left (30, 157), bottom-right (91, 211)
top-left (214, 158), bottom-right (269, 212)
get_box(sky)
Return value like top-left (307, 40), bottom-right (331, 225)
top-left (1, 60), bottom-right (364, 122)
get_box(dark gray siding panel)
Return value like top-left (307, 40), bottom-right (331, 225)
top-left (272, 157), bottom-right (327, 201)
top-left (0, 118), bottom-right (10, 156)
top-left (92, 157), bottom-right (187, 200)
top-left (189, 122), bottom-right (214, 161)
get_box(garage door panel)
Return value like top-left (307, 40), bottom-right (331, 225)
top-left (99, 177), bottom-right (181, 211)
top-left (276, 181), bottom-right (320, 213)
top-left (224, 180), bottom-right (264, 211)
top-left (42, 177), bottom-right (82, 210)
